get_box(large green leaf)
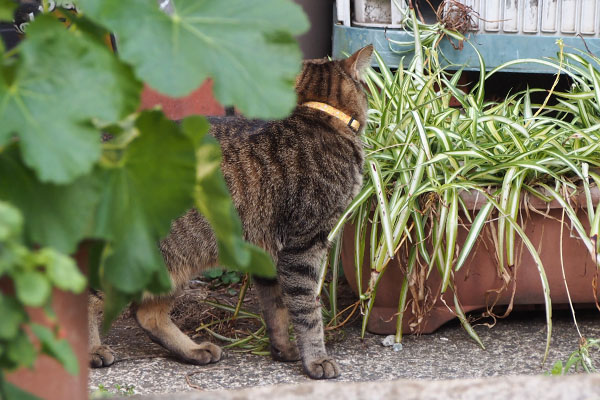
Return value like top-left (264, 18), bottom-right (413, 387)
top-left (0, 200), bottom-right (22, 242)
top-left (78, 0), bottom-right (308, 118)
top-left (0, 0), bottom-right (16, 21)
top-left (0, 146), bottom-right (101, 253)
top-left (2, 382), bottom-right (42, 400)
top-left (0, 15), bottom-right (141, 183)
top-left (182, 119), bottom-right (275, 277)
top-left (93, 111), bottom-right (198, 294)
top-left (30, 323), bottom-right (78, 375)
top-left (0, 202), bottom-right (21, 276)
top-left (42, 248), bottom-right (86, 293)
top-left (5, 329), bottom-right (36, 369)
top-left (0, 295), bottom-right (26, 340)
top-left (13, 270), bottom-right (51, 307)
top-left (99, 284), bottom-right (131, 333)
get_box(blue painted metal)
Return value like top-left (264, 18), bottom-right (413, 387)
top-left (332, 23), bottom-right (600, 73)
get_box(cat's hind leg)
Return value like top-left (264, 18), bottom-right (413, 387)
top-left (277, 245), bottom-right (340, 379)
top-left (134, 295), bottom-right (222, 365)
top-left (253, 277), bottom-right (300, 362)
top-left (140, 214), bottom-right (221, 365)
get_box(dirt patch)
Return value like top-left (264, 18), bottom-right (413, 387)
top-left (169, 286), bottom-right (259, 336)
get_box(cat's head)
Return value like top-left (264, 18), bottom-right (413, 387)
top-left (296, 45), bottom-right (374, 130)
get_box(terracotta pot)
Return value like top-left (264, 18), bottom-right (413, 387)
top-left (3, 246), bottom-right (89, 400)
top-left (341, 187), bottom-right (600, 335)
top-left (140, 79), bottom-right (225, 120)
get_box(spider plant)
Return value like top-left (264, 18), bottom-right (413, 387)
top-left (327, 8), bottom-right (600, 362)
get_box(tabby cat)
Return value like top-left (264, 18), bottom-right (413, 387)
top-left (89, 45), bottom-right (373, 380)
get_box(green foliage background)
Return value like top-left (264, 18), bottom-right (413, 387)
top-left (0, 1), bottom-right (308, 397)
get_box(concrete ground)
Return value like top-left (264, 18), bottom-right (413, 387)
top-left (89, 284), bottom-right (600, 398)
top-left (135, 375), bottom-right (600, 400)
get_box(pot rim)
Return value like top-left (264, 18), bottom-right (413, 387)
top-left (459, 183), bottom-right (599, 211)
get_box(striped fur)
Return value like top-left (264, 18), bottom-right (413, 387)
top-left (89, 45), bottom-right (373, 380)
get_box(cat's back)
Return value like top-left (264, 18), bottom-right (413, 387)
top-left (204, 47), bottom-right (373, 249)
top-left (207, 116), bottom-right (267, 141)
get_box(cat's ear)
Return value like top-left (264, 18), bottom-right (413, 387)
top-left (343, 44), bottom-right (373, 81)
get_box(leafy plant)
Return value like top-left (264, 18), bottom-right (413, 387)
top-left (90, 383), bottom-right (135, 398)
top-left (0, 201), bottom-right (83, 396)
top-left (325, 7), bottom-right (600, 362)
top-left (549, 338), bottom-right (600, 375)
top-left (0, 0), bottom-right (308, 397)
top-left (203, 269), bottom-right (242, 286)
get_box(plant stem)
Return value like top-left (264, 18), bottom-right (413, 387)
top-left (233, 274), bottom-right (249, 320)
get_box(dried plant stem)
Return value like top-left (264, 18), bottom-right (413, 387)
top-left (525, 39), bottom-right (564, 128)
top-left (326, 301), bottom-right (360, 331)
top-left (232, 274), bottom-right (249, 320)
top-left (560, 207), bottom-right (583, 338)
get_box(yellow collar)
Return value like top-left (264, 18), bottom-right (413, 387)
top-left (302, 101), bottom-right (360, 132)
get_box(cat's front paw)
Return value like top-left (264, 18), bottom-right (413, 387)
top-left (90, 345), bottom-right (115, 368)
top-left (303, 357), bottom-right (340, 379)
top-left (271, 343), bottom-right (300, 362)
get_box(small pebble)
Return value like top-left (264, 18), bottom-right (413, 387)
top-left (392, 343), bottom-right (403, 352)
top-left (381, 335), bottom-right (395, 347)
top-left (440, 337), bottom-right (449, 342)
